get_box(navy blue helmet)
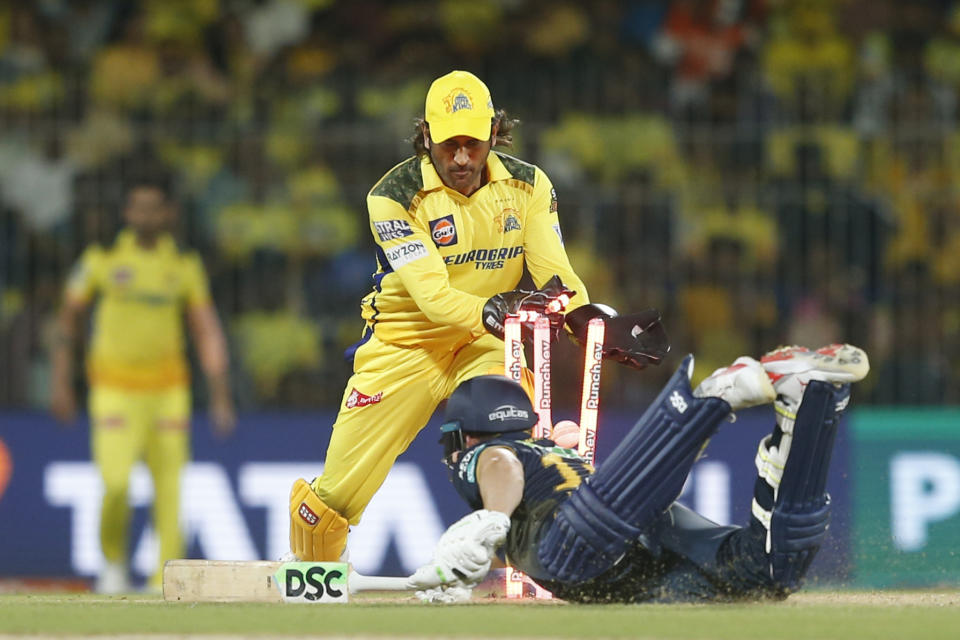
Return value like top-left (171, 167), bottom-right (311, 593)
top-left (440, 375), bottom-right (537, 465)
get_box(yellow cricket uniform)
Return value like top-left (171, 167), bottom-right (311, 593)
top-left (66, 230), bottom-right (211, 584)
top-left (314, 151), bottom-right (589, 523)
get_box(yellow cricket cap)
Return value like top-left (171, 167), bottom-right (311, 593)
top-left (424, 70), bottom-right (495, 143)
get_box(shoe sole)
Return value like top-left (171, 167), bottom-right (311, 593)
top-left (762, 343), bottom-right (869, 384)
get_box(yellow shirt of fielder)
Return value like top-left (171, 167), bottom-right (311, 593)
top-left (360, 151), bottom-right (589, 352)
top-left (66, 230), bottom-right (211, 389)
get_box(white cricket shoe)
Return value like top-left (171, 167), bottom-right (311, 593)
top-left (693, 356), bottom-right (777, 411)
top-left (95, 561), bottom-right (130, 594)
top-left (760, 343), bottom-right (870, 416)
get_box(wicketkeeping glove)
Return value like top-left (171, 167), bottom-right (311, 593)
top-left (410, 510), bottom-right (511, 589)
top-left (565, 304), bottom-right (670, 369)
top-left (482, 275), bottom-right (575, 340)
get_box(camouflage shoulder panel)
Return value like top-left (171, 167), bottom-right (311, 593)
top-left (495, 152), bottom-right (537, 186)
top-left (369, 157), bottom-right (424, 210)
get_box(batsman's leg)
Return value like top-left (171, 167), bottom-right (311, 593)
top-left (538, 355), bottom-right (732, 582)
top-left (750, 344), bottom-right (869, 593)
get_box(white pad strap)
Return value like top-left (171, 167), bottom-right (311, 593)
top-left (754, 434), bottom-right (791, 496)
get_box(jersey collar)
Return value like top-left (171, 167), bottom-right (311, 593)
top-left (116, 229), bottom-right (176, 254)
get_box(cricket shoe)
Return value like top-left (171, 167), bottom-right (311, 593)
top-left (94, 561), bottom-right (131, 594)
top-left (693, 356), bottom-right (776, 411)
top-left (761, 343), bottom-right (869, 422)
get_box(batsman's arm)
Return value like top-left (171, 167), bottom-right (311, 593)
top-left (475, 445), bottom-right (525, 516)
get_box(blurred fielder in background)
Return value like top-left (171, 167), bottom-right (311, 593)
top-left (411, 344), bottom-right (868, 603)
top-left (50, 174), bottom-right (236, 593)
top-left (288, 70), bottom-right (668, 564)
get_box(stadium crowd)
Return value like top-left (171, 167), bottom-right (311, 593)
top-left (0, 0), bottom-right (956, 411)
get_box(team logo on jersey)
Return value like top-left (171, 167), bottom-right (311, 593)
top-left (443, 89), bottom-right (473, 113)
top-left (374, 219), bottom-right (413, 242)
top-left (345, 387), bottom-right (384, 409)
top-left (429, 215), bottom-right (458, 247)
top-left (496, 209), bottom-right (521, 233)
top-left (111, 266), bottom-right (133, 285)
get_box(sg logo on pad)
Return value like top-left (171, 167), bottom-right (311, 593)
top-left (429, 215), bottom-right (458, 247)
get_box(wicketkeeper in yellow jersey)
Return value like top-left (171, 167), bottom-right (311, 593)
top-left (51, 174), bottom-right (235, 593)
top-left (288, 71), bottom-right (670, 563)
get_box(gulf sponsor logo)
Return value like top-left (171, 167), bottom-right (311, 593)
top-left (429, 215), bottom-right (458, 247)
top-left (374, 219), bottom-right (413, 242)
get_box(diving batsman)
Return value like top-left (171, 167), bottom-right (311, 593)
top-left (411, 344), bottom-right (868, 603)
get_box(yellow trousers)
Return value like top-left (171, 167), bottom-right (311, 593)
top-left (90, 385), bottom-right (190, 585)
top-left (314, 332), bottom-right (532, 524)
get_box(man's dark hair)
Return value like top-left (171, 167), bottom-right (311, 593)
top-left (124, 169), bottom-right (174, 202)
top-left (410, 109), bottom-right (520, 157)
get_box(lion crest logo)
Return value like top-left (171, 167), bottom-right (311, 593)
top-left (444, 89), bottom-right (474, 113)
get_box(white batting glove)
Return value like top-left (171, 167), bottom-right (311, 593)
top-left (415, 584), bottom-right (474, 604)
top-left (410, 510), bottom-right (511, 589)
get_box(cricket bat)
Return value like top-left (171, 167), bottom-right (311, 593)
top-left (162, 560), bottom-right (415, 603)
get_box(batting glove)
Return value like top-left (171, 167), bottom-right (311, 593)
top-left (410, 510), bottom-right (511, 589)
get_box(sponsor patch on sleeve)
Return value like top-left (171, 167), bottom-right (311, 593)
top-left (549, 187), bottom-right (558, 213)
top-left (373, 219), bottom-right (413, 242)
top-left (428, 215), bottom-right (458, 247)
top-left (384, 240), bottom-right (428, 269)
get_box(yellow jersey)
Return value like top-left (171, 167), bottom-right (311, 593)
top-left (66, 230), bottom-right (211, 390)
top-left (358, 152), bottom-right (589, 352)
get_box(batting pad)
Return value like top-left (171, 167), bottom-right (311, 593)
top-left (539, 356), bottom-right (731, 582)
top-left (162, 560), bottom-right (413, 603)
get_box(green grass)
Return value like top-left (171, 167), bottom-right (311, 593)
top-left (1, 592), bottom-right (959, 638)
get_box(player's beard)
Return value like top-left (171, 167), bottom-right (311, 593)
top-left (431, 151), bottom-right (487, 195)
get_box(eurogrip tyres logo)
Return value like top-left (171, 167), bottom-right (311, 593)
top-left (274, 562), bottom-right (348, 603)
top-left (429, 215), bottom-right (458, 247)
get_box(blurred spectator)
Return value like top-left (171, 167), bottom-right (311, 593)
top-left (651, 0), bottom-right (762, 114)
top-left (231, 251), bottom-right (323, 405)
top-left (0, 138), bottom-right (75, 231)
top-left (762, 0), bottom-right (854, 120)
top-left (0, 5), bottom-right (65, 113)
